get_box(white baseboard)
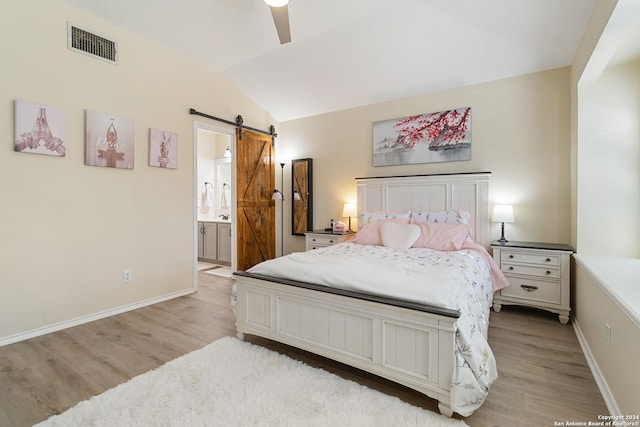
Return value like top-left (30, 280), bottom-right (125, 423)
top-left (572, 317), bottom-right (620, 415)
top-left (0, 289), bottom-right (195, 347)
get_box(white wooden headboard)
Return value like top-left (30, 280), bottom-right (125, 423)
top-left (356, 172), bottom-right (492, 248)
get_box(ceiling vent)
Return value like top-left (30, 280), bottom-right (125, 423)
top-left (67, 23), bottom-right (118, 64)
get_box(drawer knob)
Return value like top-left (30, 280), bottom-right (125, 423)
top-left (509, 254), bottom-right (514, 259)
top-left (546, 258), bottom-right (551, 263)
top-left (521, 284), bottom-right (538, 292)
top-left (546, 270), bottom-right (551, 275)
top-left (509, 266), bottom-right (514, 271)
top-left (329, 240), bottom-right (334, 243)
top-left (312, 238), bottom-right (317, 241)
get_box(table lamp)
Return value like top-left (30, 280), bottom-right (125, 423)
top-left (492, 204), bottom-right (514, 243)
top-left (342, 203), bottom-right (357, 233)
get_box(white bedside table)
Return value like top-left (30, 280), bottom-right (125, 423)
top-left (491, 241), bottom-right (573, 324)
top-left (304, 231), bottom-right (354, 251)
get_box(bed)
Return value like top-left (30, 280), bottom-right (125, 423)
top-left (233, 172), bottom-right (506, 417)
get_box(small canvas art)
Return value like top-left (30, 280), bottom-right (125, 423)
top-left (372, 107), bottom-right (472, 166)
top-left (148, 128), bottom-right (178, 169)
top-left (14, 100), bottom-right (66, 157)
top-left (85, 110), bottom-right (134, 169)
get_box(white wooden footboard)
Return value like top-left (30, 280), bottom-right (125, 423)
top-left (234, 274), bottom-right (458, 417)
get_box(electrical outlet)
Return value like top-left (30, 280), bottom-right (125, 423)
top-left (604, 323), bottom-right (611, 348)
top-left (123, 269), bottom-right (132, 283)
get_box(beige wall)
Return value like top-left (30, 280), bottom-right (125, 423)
top-left (570, 0), bottom-right (619, 249)
top-left (280, 68), bottom-right (572, 253)
top-left (0, 0), bottom-right (275, 342)
top-left (578, 60), bottom-right (640, 257)
top-left (574, 263), bottom-right (640, 414)
top-left (571, 0), bottom-right (639, 415)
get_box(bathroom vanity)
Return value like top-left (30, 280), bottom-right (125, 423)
top-left (198, 220), bottom-right (231, 265)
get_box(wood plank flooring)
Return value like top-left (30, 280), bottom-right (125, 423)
top-left (0, 271), bottom-right (607, 427)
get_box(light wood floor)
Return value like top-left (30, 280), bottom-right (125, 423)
top-left (0, 271), bottom-right (607, 427)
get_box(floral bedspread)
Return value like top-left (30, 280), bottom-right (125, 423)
top-left (244, 242), bottom-right (502, 416)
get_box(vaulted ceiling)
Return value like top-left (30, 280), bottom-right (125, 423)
top-left (60, 0), bottom-right (626, 122)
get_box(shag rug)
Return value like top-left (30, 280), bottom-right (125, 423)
top-left (37, 337), bottom-right (468, 427)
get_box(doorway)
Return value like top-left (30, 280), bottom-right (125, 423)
top-left (194, 121), bottom-right (237, 286)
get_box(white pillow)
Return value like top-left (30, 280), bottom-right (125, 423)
top-left (380, 222), bottom-right (421, 250)
top-left (360, 211), bottom-right (411, 225)
top-left (410, 210), bottom-right (470, 224)
top-left (410, 210), bottom-right (473, 241)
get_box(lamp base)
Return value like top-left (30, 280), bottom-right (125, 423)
top-left (497, 222), bottom-right (508, 243)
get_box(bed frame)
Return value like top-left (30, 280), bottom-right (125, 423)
top-left (234, 172), bottom-right (491, 417)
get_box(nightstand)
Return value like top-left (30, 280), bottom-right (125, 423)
top-left (491, 241), bottom-right (573, 324)
top-left (304, 230), bottom-right (354, 251)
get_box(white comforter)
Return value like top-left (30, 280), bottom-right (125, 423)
top-left (247, 242), bottom-right (498, 416)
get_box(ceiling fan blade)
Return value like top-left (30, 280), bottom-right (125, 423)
top-left (270, 5), bottom-right (291, 44)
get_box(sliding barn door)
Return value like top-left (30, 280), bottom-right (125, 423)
top-left (235, 129), bottom-right (276, 271)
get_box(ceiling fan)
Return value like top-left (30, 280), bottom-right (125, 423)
top-left (264, 0), bottom-right (291, 44)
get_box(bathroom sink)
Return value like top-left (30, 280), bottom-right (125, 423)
top-left (198, 218), bottom-right (231, 223)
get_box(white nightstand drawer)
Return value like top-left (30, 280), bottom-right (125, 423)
top-left (308, 244), bottom-right (329, 250)
top-left (305, 232), bottom-right (353, 251)
top-left (492, 241), bottom-right (572, 324)
top-left (308, 235), bottom-right (339, 246)
top-left (501, 277), bottom-right (561, 305)
top-left (501, 252), bottom-right (560, 266)
top-left (502, 263), bottom-right (560, 279)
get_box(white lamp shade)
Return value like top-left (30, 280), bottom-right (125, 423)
top-left (342, 203), bottom-right (357, 218)
top-left (272, 189), bottom-right (283, 200)
top-left (492, 204), bottom-right (514, 223)
top-left (264, 0), bottom-right (289, 6)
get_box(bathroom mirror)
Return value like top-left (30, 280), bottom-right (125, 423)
top-left (291, 158), bottom-right (313, 235)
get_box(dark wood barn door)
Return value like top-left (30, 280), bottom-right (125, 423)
top-left (235, 129), bottom-right (275, 271)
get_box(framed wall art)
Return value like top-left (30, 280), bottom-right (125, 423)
top-left (148, 128), bottom-right (178, 169)
top-left (372, 107), bottom-right (471, 167)
top-left (14, 99), bottom-right (66, 157)
top-left (85, 110), bottom-right (134, 169)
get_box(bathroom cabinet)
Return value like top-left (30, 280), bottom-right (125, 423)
top-left (198, 221), bottom-right (231, 265)
top-left (217, 222), bottom-right (231, 264)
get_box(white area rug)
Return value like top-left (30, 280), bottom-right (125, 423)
top-left (36, 337), bottom-right (468, 427)
top-left (204, 266), bottom-right (233, 277)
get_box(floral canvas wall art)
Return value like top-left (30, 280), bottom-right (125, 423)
top-left (85, 110), bottom-right (134, 169)
top-left (148, 128), bottom-right (178, 169)
top-left (372, 107), bottom-right (471, 166)
top-left (14, 100), bottom-right (66, 157)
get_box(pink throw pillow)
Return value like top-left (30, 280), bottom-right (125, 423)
top-left (411, 222), bottom-right (471, 251)
top-left (350, 218), bottom-right (411, 246)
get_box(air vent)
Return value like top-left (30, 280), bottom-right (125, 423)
top-left (67, 23), bottom-right (118, 64)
